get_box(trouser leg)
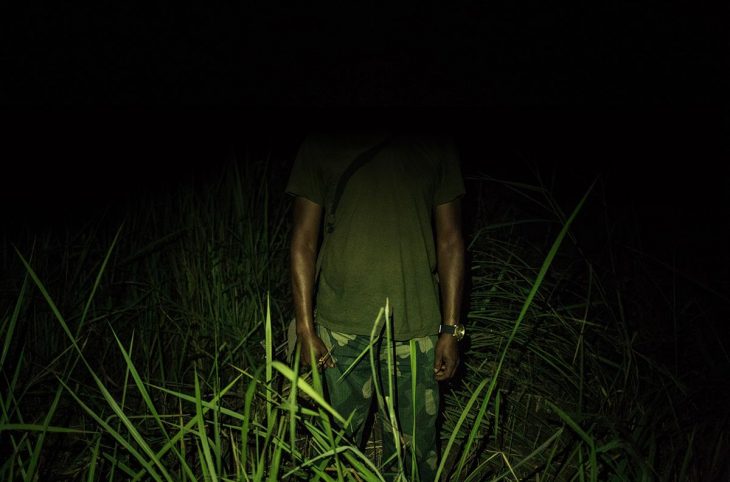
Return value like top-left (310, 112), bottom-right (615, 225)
top-left (379, 336), bottom-right (440, 482)
top-left (318, 325), bottom-right (375, 446)
top-left (318, 326), bottom-right (440, 481)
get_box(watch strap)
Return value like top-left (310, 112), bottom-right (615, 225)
top-left (439, 324), bottom-right (457, 335)
top-left (439, 323), bottom-right (465, 340)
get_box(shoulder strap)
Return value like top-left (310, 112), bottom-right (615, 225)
top-left (324, 134), bottom-right (393, 234)
top-left (315, 133), bottom-right (393, 281)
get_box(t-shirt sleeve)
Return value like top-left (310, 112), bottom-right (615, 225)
top-left (285, 134), bottom-right (325, 206)
top-left (433, 137), bottom-right (466, 206)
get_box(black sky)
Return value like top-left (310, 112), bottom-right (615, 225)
top-left (1, 0), bottom-right (727, 252)
top-left (2, 1), bottom-right (725, 116)
top-left (1, 0), bottom-right (726, 106)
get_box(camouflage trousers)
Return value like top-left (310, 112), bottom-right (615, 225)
top-left (318, 325), bottom-right (440, 482)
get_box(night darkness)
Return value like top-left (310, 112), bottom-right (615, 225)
top-left (2, 1), bottom-right (727, 228)
top-left (1, 0), bottom-right (729, 479)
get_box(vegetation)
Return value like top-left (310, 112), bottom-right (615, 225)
top-left (1, 156), bottom-right (727, 481)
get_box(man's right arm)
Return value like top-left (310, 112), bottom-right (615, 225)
top-left (290, 196), bottom-right (334, 368)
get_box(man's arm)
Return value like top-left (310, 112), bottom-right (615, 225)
top-left (290, 196), bottom-right (334, 368)
top-left (433, 198), bottom-right (465, 381)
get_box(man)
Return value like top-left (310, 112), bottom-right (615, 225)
top-left (287, 129), bottom-right (465, 481)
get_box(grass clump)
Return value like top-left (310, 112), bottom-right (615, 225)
top-left (1, 156), bottom-right (727, 480)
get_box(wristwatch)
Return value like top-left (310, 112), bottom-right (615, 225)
top-left (438, 323), bottom-right (466, 341)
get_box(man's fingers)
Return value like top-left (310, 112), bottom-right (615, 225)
top-left (301, 340), bottom-right (334, 370)
top-left (298, 334), bottom-right (334, 369)
top-left (434, 335), bottom-right (460, 380)
top-left (434, 355), bottom-right (446, 380)
top-left (434, 353), bottom-right (444, 374)
top-left (315, 350), bottom-right (335, 369)
top-left (434, 355), bottom-right (459, 381)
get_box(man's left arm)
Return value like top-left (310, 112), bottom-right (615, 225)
top-left (433, 198), bottom-right (466, 382)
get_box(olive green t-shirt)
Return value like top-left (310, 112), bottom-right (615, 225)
top-left (286, 131), bottom-right (465, 339)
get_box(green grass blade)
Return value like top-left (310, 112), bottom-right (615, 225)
top-left (281, 446), bottom-right (350, 479)
top-left (13, 226), bottom-right (120, 365)
top-left (240, 372), bottom-right (260, 474)
top-left (194, 368), bottom-right (218, 482)
top-left (461, 452), bottom-right (502, 482)
top-left (267, 418), bottom-right (287, 481)
top-left (150, 378), bottom-right (245, 421)
top-left (86, 433), bottom-right (102, 482)
top-left (1, 273), bottom-right (27, 373)
top-left (110, 327), bottom-right (196, 481)
top-left (265, 294), bottom-right (273, 431)
top-left (409, 339), bottom-right (417, 482)
top-left (80, 224), bottom-right (123, 326)
top-left (271, 361), bottom-right (347, 426)
top-left (434, 377), bottom-right (490, 481)
top-left (196, 439), bottom-right (212, 481)
top-left (336, 307), bottom-right (384, 383)
top-left (111, 333), bottom-right (134, 482)
top-left (26, 386), bottom-right (63, 481)
top-left (288, 344), bottom-right (302, 464)
top-left (368, 308), bottom-right (386, 433)
top-left (0, 424), bottom-right (91, 434)
top-left (132, 374), bottom-right (241, 481)
top-left (309, 347), bottom-right (345, 482)
top-left (383, 298), bottom-right (403, 476)
top-left (58, 378), bottom-right (163, 482)
top-left (546, 401), bottom-right (596, 481)
top-left (102, 451), bottom-right (138, 478)
top-left (476, 428), bottom-right (565, 482)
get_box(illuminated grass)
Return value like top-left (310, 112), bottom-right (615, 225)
top-left (1, 159), bottom-right (724, 480)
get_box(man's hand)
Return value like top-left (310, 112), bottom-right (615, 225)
top-left (298, 331), bottom-right (335, 370)
top-left (433, 334), bottom-right (459, 381)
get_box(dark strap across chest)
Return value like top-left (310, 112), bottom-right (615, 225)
top-left (325, 134), bottom-right (393, 234)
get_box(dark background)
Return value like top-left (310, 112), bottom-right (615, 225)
top-left (1, 1), bottom-right (726, 106)
top-left (1, 1), bottom-right (728, 289)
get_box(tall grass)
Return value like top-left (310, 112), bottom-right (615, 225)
top-left (1, 155), bottom-right (727, 480)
